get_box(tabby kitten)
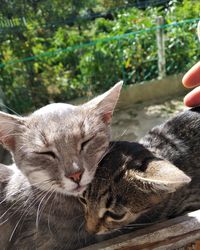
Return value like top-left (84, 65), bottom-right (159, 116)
top-left (81, 107), bottom-right (200, 235)
top-left (0, 82), bottom-right (122, 250)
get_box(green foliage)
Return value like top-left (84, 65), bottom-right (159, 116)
top-left (0, 0), bottom-right (200, 114)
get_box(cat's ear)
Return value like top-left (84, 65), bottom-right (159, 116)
top-left (84, 81), bottom-right (123, 124)
top-left (133, 160), bottom-right (191, 194)
top-left (0, 112), bottom-right (25, 150)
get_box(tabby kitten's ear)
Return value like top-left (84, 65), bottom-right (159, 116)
top-left (84, 81), bottom-right (123, 124)
top-left (133, 160), bottom-right (191, 193)
top-left (0, 112), bottom-right (25, 151)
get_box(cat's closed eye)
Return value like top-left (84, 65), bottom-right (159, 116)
top-left (104, 211), bottom-right (126, 221)
top-left (80, 137), bottom-right (94, 151)
top-left (35, 151), bottom-right (57, 159)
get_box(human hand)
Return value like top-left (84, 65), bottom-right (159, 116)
top-left (182, 61), bottom-right (200, 107)
top-left (182, 21), bottom-right (200, 107)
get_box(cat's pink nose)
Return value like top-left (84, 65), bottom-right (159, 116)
top-left (67, 171), bottom-right (83, 184)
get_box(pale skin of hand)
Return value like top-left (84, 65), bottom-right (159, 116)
top-left (182, 61), bottom-right (200, 107)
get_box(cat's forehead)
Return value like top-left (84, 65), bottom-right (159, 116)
top-left (32, 103), bottom-right (77, 116)
top-left (30, 103), bottom-right (87, 126)
top-left (25, 103), bottom-right (87, 134)
top-left (25, 103), bottom-right (98, 137)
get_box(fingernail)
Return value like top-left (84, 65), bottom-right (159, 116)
top-left (197, 21), bottom-right (200, 42)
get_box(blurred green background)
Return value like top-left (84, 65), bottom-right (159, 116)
top-left (0, 0), bottom-right (200, 114)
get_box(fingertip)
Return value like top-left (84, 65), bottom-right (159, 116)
top-left (183, 86), bottom-right (200, 107)
top-left (182, 74), bottom-right (189, 88)
top-left (182, 62), bottom-right (200, 88)
top-left (183, 95), bottom-right (192, 107)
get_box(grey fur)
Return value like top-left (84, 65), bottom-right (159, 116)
top-left (0, 82), bottom-right (122, 249)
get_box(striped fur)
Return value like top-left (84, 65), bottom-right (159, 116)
top-left (82, 107), bottom-right (200, 235)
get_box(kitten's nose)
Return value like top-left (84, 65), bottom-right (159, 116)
top-left (67, 171), bottom-right (83, 184)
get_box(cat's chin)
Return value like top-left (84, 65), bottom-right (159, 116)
top-left (53, 184), bottom-right (88, 197)
top-left (69, 185), bottom-right (87, 196)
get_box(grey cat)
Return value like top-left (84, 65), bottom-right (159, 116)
top-left (0, 82), bottom-right (122, 250)
top-left (82, 107), bottom-right (200, 235)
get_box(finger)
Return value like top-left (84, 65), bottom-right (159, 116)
top-left (198, 21), bottom-right (200, 42)
top-left (183, 86), bottom-right (200, 107)
top-left (182, 61), bottom-right (200, 88)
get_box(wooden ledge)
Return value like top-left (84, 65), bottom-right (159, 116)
top-left (80, 210), bottom-right (200, 250)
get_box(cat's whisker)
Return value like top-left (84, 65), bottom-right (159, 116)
top-left (0, 179), bottom-right (53, 205)
top-left (0, 185), bottom-right (48, 225)
top-left (16, 144), bottom-right (27, 153)
top-left (124, 222), bottom-right (154, 227)
top-left (47, 191), bottom-right (57, 235)
top-left (8, 182), bottom-right (55, 241)
top-left (102, 227), bottom-right (122, 235)
top-left (1, 181), bottom-right (52, 226)
top-left (0, 195), bottom-right (32, 226)
top-left (31, 180), bottom-right (54, 191)
top-left (8, 189), bottom-right (49, 242)
top-left (0, 196), bottom-right (24, 214)
top-left (115, 129), bottom-right (128, 140)
top-left (117, 201), bottom-right (140, 220)
top-left (0, 197), bottom-right (25, 222)
top-left (36, 187), bottom-right (54, 231)
top-left (0, 191), bottom-right (21, 205)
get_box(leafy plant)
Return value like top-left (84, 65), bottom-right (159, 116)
top-left (0, 0), bottom-right (199, 113)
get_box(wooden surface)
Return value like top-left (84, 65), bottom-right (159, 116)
top-left (80, 210), bottom-right (200, 250)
